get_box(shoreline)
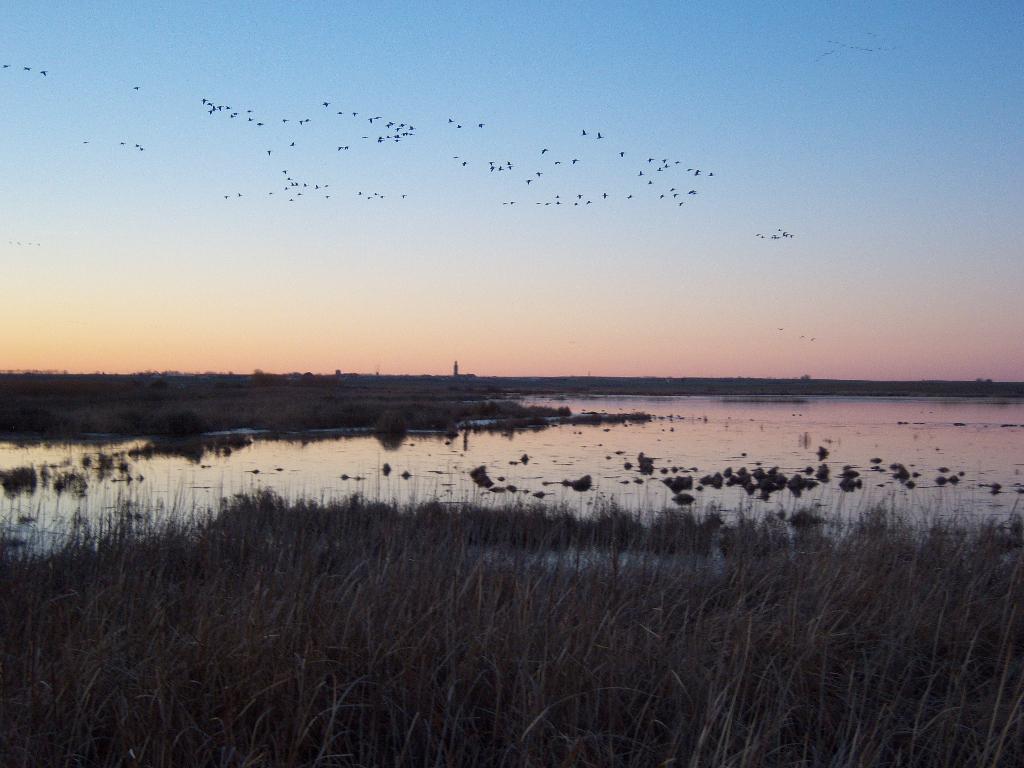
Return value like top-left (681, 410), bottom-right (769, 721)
top-left (0, 410), bottom-right (652, 447)
top-left (2, 371), bottom-right (1021, 443)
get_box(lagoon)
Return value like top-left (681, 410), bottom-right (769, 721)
top-left (2, 395), bottom-right (1022, 538)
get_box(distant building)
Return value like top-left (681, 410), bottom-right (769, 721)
top-left (453, 360), bottom-right (459, 377)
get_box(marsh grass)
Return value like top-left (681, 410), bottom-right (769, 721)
top-left (0, 375), bottom-right (579, 438)
top-left (0, 465), bottom-right (37, 496)
top-left (1, 492), bottom-right (1023, 766)
top-left (51, 469), bottom-right (88, 497)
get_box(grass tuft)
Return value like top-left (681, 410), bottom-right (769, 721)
top-left (0, 465), bottom-right (37, 496)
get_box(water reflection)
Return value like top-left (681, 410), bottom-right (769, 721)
top-left (2, 397), bottom-right (1022, 536)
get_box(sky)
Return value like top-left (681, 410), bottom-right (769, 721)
top-left (2, 1), bottom-right (1022, 379)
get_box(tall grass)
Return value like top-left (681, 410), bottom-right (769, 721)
top-left (1, 493), bottom-right (1023, 766)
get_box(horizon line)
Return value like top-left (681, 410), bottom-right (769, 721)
top-left (0, 369), bottom-right (1019, 386)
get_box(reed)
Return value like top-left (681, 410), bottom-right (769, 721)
top-left (1, 492), bottom-right (1022, 766)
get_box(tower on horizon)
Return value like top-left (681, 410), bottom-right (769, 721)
top-left (453, 360), bottom-right (459, 377)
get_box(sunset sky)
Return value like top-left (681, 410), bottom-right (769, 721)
top-left (2, 1), bottom-right (1022, 379)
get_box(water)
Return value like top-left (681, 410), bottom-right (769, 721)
top-left (2, 396), bottom-right (1022, 537)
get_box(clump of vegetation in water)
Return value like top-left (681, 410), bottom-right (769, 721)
top-left (128, 433), bottom-right (254, 463)
top-left (562, 474), bottom-right (592, 491)
top-left (52, 470), bottom-right (88, 497)
top-left (0, 465), bottom-right (37, 496)
top-left (469, 465), bottom-right (494, 488)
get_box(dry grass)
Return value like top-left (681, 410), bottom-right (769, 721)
top-left (2, 493), bottom-right (1023, 766)
top-left (0, 374), bottom-right (574, 438)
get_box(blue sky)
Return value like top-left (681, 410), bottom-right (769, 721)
top-left (2, 1), bottom-right (1022, 377)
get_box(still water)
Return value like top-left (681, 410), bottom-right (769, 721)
top-left (2, 396), bottom-right (1023, 535)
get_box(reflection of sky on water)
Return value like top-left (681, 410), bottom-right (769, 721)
top-left (2, 397), bottom-right (1022, 536)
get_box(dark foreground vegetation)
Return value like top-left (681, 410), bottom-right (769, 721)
top-left (2, 493), bottom-right (1024, 766)
top-left (2, 371), bottom-right (1020, 439)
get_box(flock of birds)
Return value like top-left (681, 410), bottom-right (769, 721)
top-left (776, 328), bottom-right (817, 343)
top-left (3, 63), bottom-right (148, 155)
top-left (3, 57), bottom-right (809, 243)
top-left (816, 35), bottom-right (896, 63)
top-left (2, 64), bottom-right (48, 75)
top-left (452, 122), bottom-right (725, 210)
top-left (197, 89), bottom-right (726, 211)
top-left (202, 95), bottom-right (419, 202)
